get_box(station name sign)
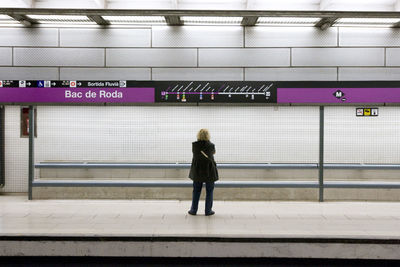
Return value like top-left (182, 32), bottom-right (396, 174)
top-left (1, 80), bottom-right (400, 104)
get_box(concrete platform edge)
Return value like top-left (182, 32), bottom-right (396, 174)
top-left (1, 236), bottom-right (399, 259)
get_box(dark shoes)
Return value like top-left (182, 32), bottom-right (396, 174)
top-left (205, 211), bottom-right (215, 216)
top-left (188, 210), bottom-right (196, 215)
top-left (188, 210), bottom-right (215, 216)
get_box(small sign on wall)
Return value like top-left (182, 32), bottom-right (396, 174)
top-left (356, 108), bottom-right (379, 117)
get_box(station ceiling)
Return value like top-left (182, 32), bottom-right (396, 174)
top-left (1, 0), bottom-right (400, 28)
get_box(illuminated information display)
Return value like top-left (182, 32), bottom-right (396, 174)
top-left (154, 81), bottom-right (276, 103)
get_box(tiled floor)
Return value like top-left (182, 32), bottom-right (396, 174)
top-left (1, 196), bottom-right (400, 239)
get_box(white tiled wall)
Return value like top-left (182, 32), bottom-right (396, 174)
top-left (2, 25), bottom-right (400, 192)
top-left (0, 67), bottom-right (58, 80)
top-left (199, 48), bottom-right (290, 67)
top-left (14, 48), bottom-right (105, 67)
top-left (338, 68), bottom-right (400, 81)
top-left (152, 68), bottom-right (243, 80)
top-left (106, 48), bottom-right (197, 67)
top-left (292, 48), bottom-right (385, 66)
top-left (60, 68), bottom-right (151, 80)
top-left (245, 27), bottom-right (337, 47)
top-left (0, 48), bottom-right (12, 66)
top-left (386, 49), bottom-right (400, 66)
top-left (34, 106), bottom-right (319, 164)
top-left (3, 106), bottom-right (29, 193)
top-left (245, 68), bottom-right (337, 81)
top-left (325, 107), bottom-right (400, 164)
top-left (339, 28), bottom-right (400, 47)
top-left (152, 26), bottom-right (243, 47)
top-left (0, 28), bottom-right (58, 47)
top-left (60, 28), bottom-right (151, 47)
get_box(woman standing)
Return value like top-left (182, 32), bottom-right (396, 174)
top-left (188, 129), bottom-right (219, 216)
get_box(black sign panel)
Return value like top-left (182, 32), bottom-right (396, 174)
top-left (154, 81), bottom-right (276, 103)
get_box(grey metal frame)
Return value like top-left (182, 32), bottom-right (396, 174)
top-left (2, 8), bottom-right (400, 27)
top-left (28, 105), bottom-right (34, 200)
top-left (29, 105), bottom-right (400, 201)
top-left (35, 162), bottom-right (400, 169)
top-left (319, 106), bottom-right (324, 202)
top-left (3, 8), bottom-right (400, 18)
top-left (0, 106), bottom-right (4, 188)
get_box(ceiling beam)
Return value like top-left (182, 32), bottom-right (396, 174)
top-left (241, 16), bottom-right (258, 26)
top-left (165, 15), bottom-right (182, 26)
top-left (1, 8), bottom-right (400, 19)
top-left (87, 15), bottom-right (110, 25)
top-left (315, 17), bottom-right (338, 30)
top-left (7, 14), bottom-right (37, 26)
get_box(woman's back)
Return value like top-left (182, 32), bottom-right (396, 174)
top-left (189, 140), bottom-right (218, 183)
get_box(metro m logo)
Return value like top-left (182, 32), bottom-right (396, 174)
top-left (333, 90), bottom-right (345, 99)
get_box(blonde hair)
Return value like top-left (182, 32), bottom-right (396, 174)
top-left (197, 129), bottom-right (210, 141)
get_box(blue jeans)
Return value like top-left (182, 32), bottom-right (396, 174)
top-left (190, 181), bottom-right (214, 214)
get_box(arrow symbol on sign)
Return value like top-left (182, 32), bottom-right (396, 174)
top-left (78, 82), bottom-right (82, 86)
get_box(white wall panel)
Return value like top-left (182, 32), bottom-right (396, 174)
top-left (35, 106), bottom-right (319, 164)
top-left (0, 67), bottom-right (58, 79)
top-left (246, 27), bottom-right (337, 47)
top-left (60, 28), bottom-right (151, 47)
top-left (339, 68), bottom-right (400, 81)
top-left (1, 106), bottom-right (28, 193)
top-left (339, 28), bottom-right (400, 47)
top-left (106, 48), bottom-right (197, 67)
top-left (0, 48), bottom-right (12, 66)
top-left (152, 68), bottom-right (243, 80)
top-left (60, 68), bottom-right (150, 80)
top-left (245, 68), bottom-right (337, 81)
top-left (14, 48), bottom-right (105, 67)
top-left (199, 48), bottom-right (290, 67)
top-left (0, 28), bottom-right (58, 47)
top-left (325, 107), bottom-right (400, 164)
top-left (152, 26), bottom-right (243, 47)
top-left (386, 48), bottom-right (400, 66)
top-left (292, 48), bottom-right (384, 66)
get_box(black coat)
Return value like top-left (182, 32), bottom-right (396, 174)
top-left (189, 141), bottom-right (219, 182)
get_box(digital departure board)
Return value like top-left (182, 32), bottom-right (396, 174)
top-left (154, 81), bottom-right (276, 103)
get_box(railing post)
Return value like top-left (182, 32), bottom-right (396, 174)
top-left (28, 106), bottom-right (34, 200)
top-left (319, 106), bottom-right (324, 202)
top-left (0, 106), bottom-right (5, 188)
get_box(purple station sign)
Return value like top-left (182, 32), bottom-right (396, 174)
top-left (2, 81), bottom-right (400, 104)
top-left (0, 87), bottom-right (155, 103)
top-left (277, 87), bottom-right (400, 104)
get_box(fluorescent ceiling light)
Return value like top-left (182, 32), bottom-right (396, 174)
top-left (102, 16), bottom-right (166, 24)
top-left (26, 15), bottom-right (95, 24)
top-left (181, 16), bottom-right (242, 25)
top-left (257, 17), bottom-right (320, 25)
top-left (335, 18), bottom-right (400, 26)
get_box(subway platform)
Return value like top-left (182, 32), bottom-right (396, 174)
top-left (0, 196), bottom-right (400, 260)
